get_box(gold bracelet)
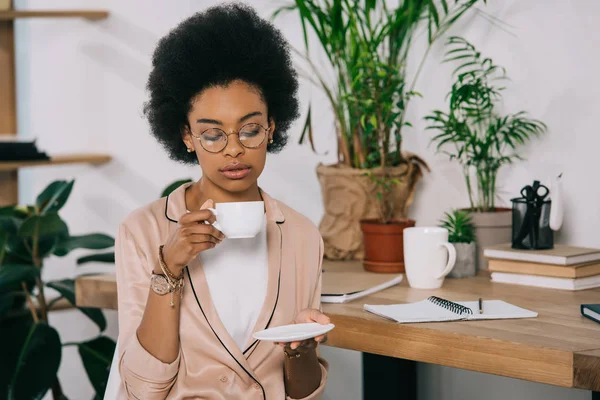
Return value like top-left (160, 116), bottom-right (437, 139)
top-left (158, 245), bottom-right (183, 282)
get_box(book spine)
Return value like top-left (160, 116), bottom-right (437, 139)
top-left (581, 305), bottom-right (600, 324)
top-left (488, 260), bottom-right (576, 278)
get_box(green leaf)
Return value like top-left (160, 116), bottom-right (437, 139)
top-left (369, 115), bottom-right (377, 128)
top-left (0, 205), bottom-right (16, 216)
top-left (36, 180), bottom-right (74, 215)
top-left (78, 336), bottom-right (116, 397)
top-left (46, 279), bottom-right (107, 332)
top-left (0, 314), bottom-right (34, 397)
top-left (161, 179), bottom-right (193, 198)
top-left (8, 322), bottom-right (62, 400)
top-left (38, 236), bottom-right (60, 259)
top-left (53, 234), bottom-right (114, 257)
top-left (4, 236), bottom-right (34, 264)
top-left (0, 215), bottom-right (20, 236)
top-left (77, 252), bottom-right (115, 266)
top-left (0, 265), bottom-right (39, 292)
top-left (0, 293), bottom-right (15, 319)
top-left (18, 213), bottom-right (67, 238)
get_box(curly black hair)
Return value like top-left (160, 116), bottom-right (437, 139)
top-left (144, 2), bottom-right (300, 164)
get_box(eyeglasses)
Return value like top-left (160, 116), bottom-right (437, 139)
top-left (190, 123), bottom-right (270, 153)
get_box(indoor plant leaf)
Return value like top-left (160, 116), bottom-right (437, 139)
top-left (18, 213), bottom-right (68, 238)
top-left (46, 279), bottom-right (107, 332)
top-left (0, 292), bottom-right (15, 319)
top-left (35, 180), bottom-right (74, 215)
top-left (0, 314), bottom-right (34, 398)
top-left (161, 179), bottom-right (192, 197)
top-left (77, 252), bottom-right (115, 265)
top-left (53, 234), bottom-right (115, 257)
top-left (0, 215), bottom-right (20, 235)
top-left (38, 235), bottom-right (60, 259)
top-left (0, 265), bottom-right (39, 292)
top-left (5, 236), bottom-right (35, 264)
top-left (8, 321), bottom-right (62, 400)
top-left (78, 336), bottom-right (116, 397)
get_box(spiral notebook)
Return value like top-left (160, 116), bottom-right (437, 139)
top-left (364, 296), bottom-right (538, 323)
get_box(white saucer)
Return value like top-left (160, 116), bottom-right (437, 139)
top-left (253, 323), bottom-right (335, 342)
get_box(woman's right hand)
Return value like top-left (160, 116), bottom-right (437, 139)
top-left (160, 200), bottom-right (224, 274)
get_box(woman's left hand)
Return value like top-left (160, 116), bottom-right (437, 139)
top-left (274, 309), bottom-right (331, 353)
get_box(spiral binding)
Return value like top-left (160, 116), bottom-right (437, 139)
top-left (427, 296), bottom-right (473, 315)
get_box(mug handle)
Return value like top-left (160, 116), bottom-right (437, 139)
top-left (435, 242), bottom-right (456, 279)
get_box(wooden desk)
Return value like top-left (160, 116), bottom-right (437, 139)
top-left (75, 261), bottom-right (600, 394)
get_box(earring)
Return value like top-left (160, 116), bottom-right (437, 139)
top-left (269, 139), bottom-right (273, 144)
top-left (187, 147), bottom-right (194, 153)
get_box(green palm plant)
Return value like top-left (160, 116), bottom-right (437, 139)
top-left (425, 37), bottom-right (547, 212)
top-left (363, 172), bottom-right (401, 224)
top-left (273, 0), bottom-right (486, 169)
top-left (440, 209), bottom-right (475, 243)
top-left (0, 180), bottom-right (116, 400)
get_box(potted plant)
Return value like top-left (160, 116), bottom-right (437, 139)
top-left (0, 180), bottom-right (116, 399)
top-left (425, 37), bottom-right (547, 270)
top-left (440, 209), bottom-right (476, 278)
top-left (360, 172), bottom-right (415, 273)
top-left (274, 0), bottom-right (485, 260)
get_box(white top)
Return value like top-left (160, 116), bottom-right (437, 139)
top-left (199, 215), bottom-right (268, 350)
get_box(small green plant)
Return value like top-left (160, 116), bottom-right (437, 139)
top-left (0, 180), bottom-right (116, 399)
top-left (364, 172), bottom-right (401, 224)
top-left (425, 37), bottom-right (547, 212)
top-left (439, 209), bottom-right (475, 243)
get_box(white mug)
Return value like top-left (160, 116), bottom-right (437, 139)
top-left (207, 201), bottom-right (264, 239)
top-left (403, 227), bottom-right (456, 289)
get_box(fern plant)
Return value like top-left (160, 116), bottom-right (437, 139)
top-left (425, 37), bottom-right (547, 212)
top-left (440, 209), bottom-right (475, 243)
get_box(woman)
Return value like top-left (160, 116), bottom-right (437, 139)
top-left (115, 3), bottom-right (329, 399)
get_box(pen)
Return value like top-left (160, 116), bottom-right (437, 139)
top-left (478, 297), bottom-right (483, 314)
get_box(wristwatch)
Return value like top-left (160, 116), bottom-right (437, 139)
top-left (150, 273), bottom-right (172, 296)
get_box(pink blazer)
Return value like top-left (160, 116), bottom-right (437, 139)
top-left (115, 182), bottom-right (328, 399)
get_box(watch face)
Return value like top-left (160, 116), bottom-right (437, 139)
top-left (151, 274), bottom-right (171, 295)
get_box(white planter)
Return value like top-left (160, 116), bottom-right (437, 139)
top-left (469, 208), bottom-right (512, 271)
top-left (448, 242), bottom-right (476, 278)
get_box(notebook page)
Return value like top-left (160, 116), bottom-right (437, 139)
top-left (364, 299), bottom-right (464, 323)
top-left (459, 300), bottom-right (538, 320)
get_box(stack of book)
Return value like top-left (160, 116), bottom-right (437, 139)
top-left (0, 137), bottom-right (49, 161)
top-left (483, 243), bottom-right (600, 291)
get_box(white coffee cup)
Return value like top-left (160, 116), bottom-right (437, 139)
top-left (403, 227), bottom-right (456, 289)
top-left (207, 201), bottom-right (264, 239)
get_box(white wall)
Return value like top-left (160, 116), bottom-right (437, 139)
top-left (12, 0), bottom-right (595, 399)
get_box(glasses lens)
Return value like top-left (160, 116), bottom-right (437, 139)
top-left (239, 124), bottom-right (267, 148)
top-left (200, 129), bottom-right (227, 152)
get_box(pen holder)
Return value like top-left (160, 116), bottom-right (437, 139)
top-left (511, 197), bottom-right (553, 250)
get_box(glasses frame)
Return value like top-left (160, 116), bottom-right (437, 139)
top-left (189, 123), bottom-right (271, 154)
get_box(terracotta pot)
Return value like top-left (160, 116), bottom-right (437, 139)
top-left (317, 153), bottom-right (426, 260)
top-left (467, 208), bottom-right (512, 271)
top-left (360, 218), bottom-right (416, 273)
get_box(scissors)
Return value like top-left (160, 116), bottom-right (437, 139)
top-left (514, 180), bottom-right (549, 248)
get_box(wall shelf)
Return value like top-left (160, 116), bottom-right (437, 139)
top-left (0, 10), bottom-right (109, 21)
top-left (0, 9), bottom-right (111, 206)
top-left (0, 154), bottom-right (112, 172)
